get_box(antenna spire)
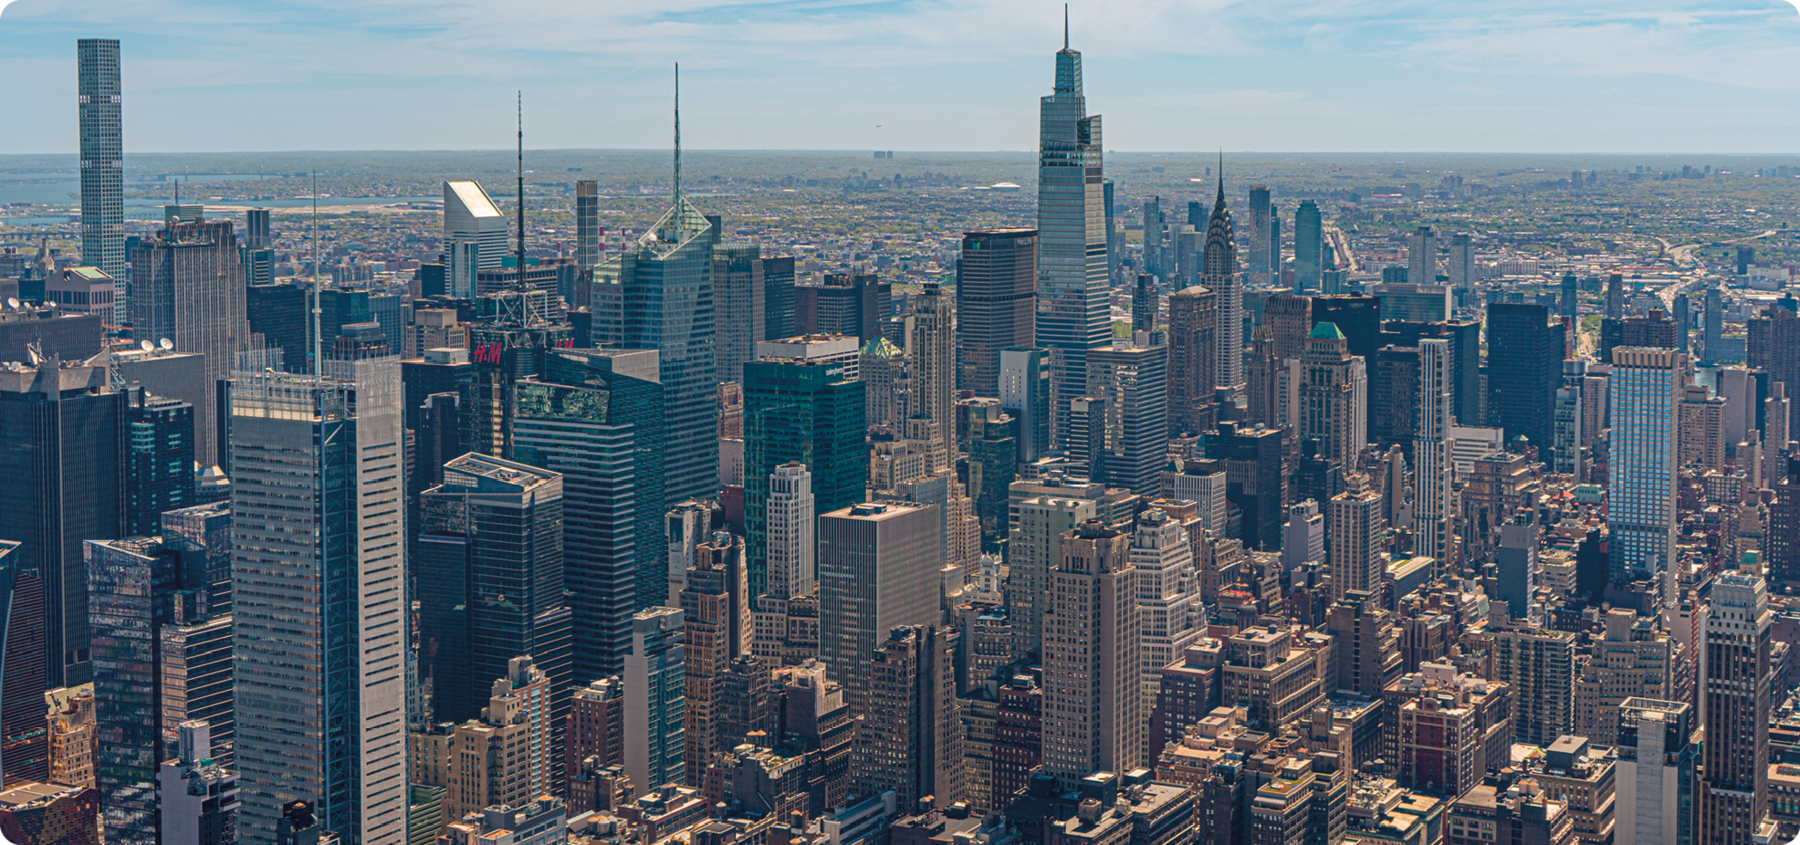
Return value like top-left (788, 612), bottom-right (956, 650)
top-left (1217, 149), bottom-right (1225, 200)
top-left (673, 62), bottom-right (682, 205)
top-left (518, 90), bottom-right (527, 295)
top-left (311, 171), bottom-right (321, 379)
top-left (1064, 4), bottom-right (1069, 50)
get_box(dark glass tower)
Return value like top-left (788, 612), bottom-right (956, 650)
top-left (0, 355), bottom-right (125, 690)
top-left (416, 453), bottom-right (572, 785)
top-left (742, 357), bottom-right (868, 599)
top-left (957, 228), bottom-right (1038, 396)
top-left (1486, 302), bottom-right (1566, 462)
top-left (1294, 200), bottom-right (1323, 291)
top-left (124, 387), bottom-right (195, 537)
top-left (78, 39), bottom-right (125, 279)
top-left (512, 348), bottom-right (665, 681)
top-left (1036, 32), bottom-right (1109, 446)
top-left (1204, 421), bottom-right (1284, 550)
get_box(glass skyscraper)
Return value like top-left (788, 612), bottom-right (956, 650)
top-left (78, 39), bottom-right (125, 279)
top-left (513, 348), bottom-right (665, 681)
top-left (229, 354), bottom-right (407, 843)
top-left (742, 357), bottom-right (867, 600)
top-left (1035, 34), bottom-right (1109, 448)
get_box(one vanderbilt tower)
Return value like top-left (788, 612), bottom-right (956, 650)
top-left (1035, 15), bottom-right (1109, 449)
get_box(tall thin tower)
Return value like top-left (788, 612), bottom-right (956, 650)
top-left (1414, 338), bottom-right (1454, 571)
top-left (1201, 166), bottom-right (1243, 387)
top-left (1035, 17), bottom-right (1109, 448)
top-left (909, 282), bottom-right (956, 470)
top-left (1699, 568), bottom-right (1773, 845)
top-left (230, 350), bottom-right (407, 842)
top-left (78, 39), bottom-right (126, 280)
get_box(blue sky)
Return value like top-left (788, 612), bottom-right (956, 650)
top-left (2, 0), bottom-right (1799, 153)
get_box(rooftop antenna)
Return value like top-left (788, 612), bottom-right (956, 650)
top-left (673, 62), bottom-right (682, 206)
top-left (1064, 4), bottom-right (1069, 50)
top-left (312, 171), bottom-right (322, 380)
top-left (517, 90), bottom-right (527, 296)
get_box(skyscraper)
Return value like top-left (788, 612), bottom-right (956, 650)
top-left (416, 454), bottom-right (571, 731)
top-left (999, 348), bottom-right (1052, 463)
top-left (680, 531), bottom-right (751, 787)
top-left (1293, 200), bottom-right (1322, 291)
top-left (1446, 233), bottom-right (1474, 293)
top-left (157, 721), bottom-right (239, 845)
top-left (1205, 421), bottom-right (1285, 550)
top-left (1492, 628), bottom-right (1576, 745)
top-left (123, 387), bottom-right (195, 537)
top-left (1615, 698), bottom-right (1699, 845)
top-left (1041, 520), bottom-right (1139, 790)
top-left (765, 463), bottom-right (816, 601)
top-left (1299, 322), bottom-right (1367, 474)
top-left (1008, 492), bottom-right (1096, 661)
top-left (742, 353), bottom-right (866, 599)
top-left (1486, 302), bottom-right (1564, 462)
top-left (594, 97), bottom-right (721, 503)
top-left (1166, 286), bottom-right (1217, 435)
top-left (909, 282), bottom-right (957, 469)
top-left (1085, 343), bottom-right (1169, 495)
top-left (712, 243), bottom-right (767, 384)
top-left (1407, 226), bottom-right (1437, 287)
top-left (817, 502), bottom-right (942, 712)
top-left (78, 40), bottom-right (125, 280)
top-left (131, 218), bottom-right (249, 464)
top-left (624, 607), bottom-right (687, 790)
top-left (1327, 490), bottom-right (1383, 600)
top-left (1200, 176), bottom-right (1244, 388)
top-left (1142, 198), bottom-right (1163, 280)
top-left (513, 348), bottom-right (665, 681)
top-left (229, 352), bottom-right (406, 842)
top-left (1608, 347), bottom-right (1680, 595)
top-left (958, 229), bottom-right (1037, 396)
top-left (1248, 186), bottom-right (1272, 286)
top-left (1606, 273), bottom-right (1625, 320)
top-left (576, 180), bottom-right (600, 271)
top-left (854, 625), bottom-right (965, 809)
top-left (444, 181), bottom-right (508, 298)
top-left (1414, 339), bottom-right (1454, 570)
top-left (1699, 569), bottom-right (1773, 845)
top-left (1035, 32), bottom-right (1110, 447)
top-left (0, 355), bottom-right (124, 693)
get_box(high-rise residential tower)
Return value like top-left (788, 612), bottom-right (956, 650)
top-left (1142, 198), bottom-right (1163, 280)
top-left (1608, 347), bottom-right (1681, 595)
top-left (1415, 339), bottom-right (1454, 570)
top-left (999, 348), bottom-right (1052, 462)
top-left (229, 351), bottom-right (407, 842)
top-left (576, 180), bottom-right (601, 271)
top-left (957, 229), bottom-right (1037, 396)
top-left (624, 607), bottom-right (687, 790)
top-left (680, 531), bottom-right (751, 787)
top-left (1447, 233), bottom-right (1474, 293)
top-left (1035, 33), bottom-right (1110, 447)
top-left (1201, 176), bottom-right (1243, 387)
top-left (910, 282), bottom-right (957, 469)
top-left (130, 218), bottom-right (249, 464)
top-left (854, 625), bottom-right (965, 809)
top-left (78, 40), bottom-right (125, 280)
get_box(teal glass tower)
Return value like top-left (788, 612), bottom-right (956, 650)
top-left (1036, 23), bottom-right (1109, 448)
top-left (742, 357), bottom-right (868, 600)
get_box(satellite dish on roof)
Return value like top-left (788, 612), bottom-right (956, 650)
top-left (140, 340), bottom-right (154, 352)
top-left (158, 338), bottom-right (173, 351)
top-left (5, 298), bottom-right (16, 310)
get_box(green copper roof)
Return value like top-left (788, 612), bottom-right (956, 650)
top-left (1308, 321), bottom-right (1345, 340)
top-left (860, 336), bottom-right (902, 358)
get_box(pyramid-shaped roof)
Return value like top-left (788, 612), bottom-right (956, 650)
top-left (1309, 321), bottom-right (1346, 340)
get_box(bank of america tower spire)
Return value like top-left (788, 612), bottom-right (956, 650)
top-left (1036, 15), bottom-right (1110, 449)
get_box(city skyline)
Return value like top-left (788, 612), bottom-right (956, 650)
top-left (4, 2), bottom-right (1800, 154)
